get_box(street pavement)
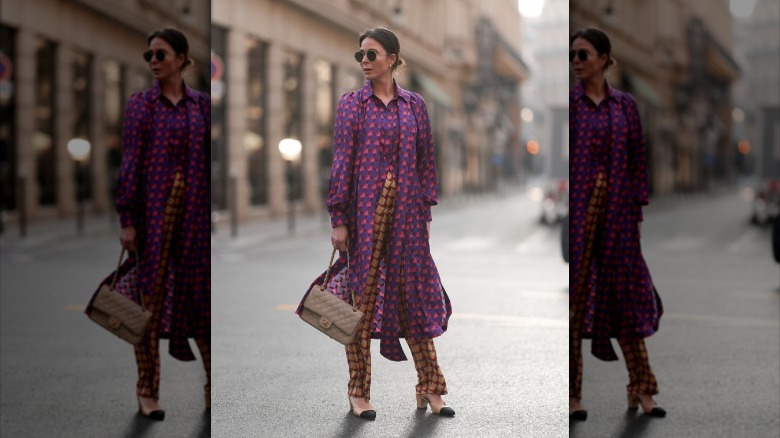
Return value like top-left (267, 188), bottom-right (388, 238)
top-left (6, 188), bottom-right (770, 438)
top-left (570, 190), bottom-right (780, 438)
top-left (210, 190), bottom-right (569, 438)
top-left (0, 217), bottom-right (210, 438)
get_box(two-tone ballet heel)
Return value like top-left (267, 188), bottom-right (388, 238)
top-left (137, 397), bottom-right (165, 421)
top-left (627, 393), bottom-right (666, 417)
top-left (348, 396), bottom-right (376, 420)
top-left (416, 394), bottom-right (455, 417)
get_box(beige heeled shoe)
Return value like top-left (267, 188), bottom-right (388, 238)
top-left (348, 396), bottom-right (376, 420)
top-left (416, 394), bottom-right (455, 417)
top-left (627, 393), bottom-right (666, 417)
top-left (137, 396), bottom-right (165, 421)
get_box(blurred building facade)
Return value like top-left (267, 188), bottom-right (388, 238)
top-left (732, 0), bottom-right (780, 180)
top-left (0, 0), bottom-right (210, 224)
top-left (211, 0), bottom-right (528, 221)
top-left (521, 0), bottom-right (569, 181)
top-left (571, 0), bottom-right (740, 197)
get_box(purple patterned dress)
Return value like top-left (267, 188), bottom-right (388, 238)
top-left (297, 80), bottom-right (451, 362)
top-left (569, 80), bottom-right (663, 361)
top-left (88, 81), bottom-right (211, 361)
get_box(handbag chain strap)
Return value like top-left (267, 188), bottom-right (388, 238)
top-left (110, 248), bottom-right (146, 310)
top-left (321, 248), bottom-right (357, 312)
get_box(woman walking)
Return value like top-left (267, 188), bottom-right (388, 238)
top-left (115, 27), bottom-right (211, 420)
top-left (297, 27), bottom-right (454, 420)
top-left (568, 28), bottom-right (666, 421)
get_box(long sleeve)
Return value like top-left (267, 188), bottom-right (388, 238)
top-left (327, 92), bottom-right (358, 228)
top-left (626, 96), bottom-right (649, 222)
top-left (116, 92), bottom-right (146, 228)
top-left (414, 95), bottom-right (438, 222)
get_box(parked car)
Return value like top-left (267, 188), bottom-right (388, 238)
top-left (751, 179), bottom-right (780, 226)
top-left (541, 178), bottom-right (569, 225)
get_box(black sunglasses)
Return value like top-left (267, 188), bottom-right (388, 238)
top-left (569, 49), bottom-right (591, 63)
top-left (143, 49), bottom-right (167, 63)
top-left (354, 49), bottom-right (390, 63)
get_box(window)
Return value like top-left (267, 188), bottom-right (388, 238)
top-left (72, 50), bottom-right (92, 201)
top-left (313, 60), bottom-right (335, 206)
top-left (0, 25), bottom-right (17, 211)
top-left (246, 36), bottom-right (268, 206)
top-left (103, 59), bottom-right (124, 202)
top-left (211, 25), bottom-right (228, 210)
top-left (34, 36), bottom-right (57, 206)
top-left (283, 50), bottom-right (303, 200)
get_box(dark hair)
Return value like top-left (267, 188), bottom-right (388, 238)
top-left (147, 27), bottom-right (192, 70)
top-left (359, 27), bottom-right (406, 72)
top-left (570, 27), bottom-right (614, 71)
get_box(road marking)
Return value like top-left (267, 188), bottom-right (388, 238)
top-left (445, 236), bottom-right (493, 252)
top-left (728, 290), bottom-right (779, 299)
top-left (217, 253), bottom-right (246, 263)
top-left (726, 228), bottom-right (762, 254)
top-left (655, 237), bottom-right (706, 253)
top-left (665, 312), bottom-right (780, 328)
top-left (65, 305), bottom-right (85, 311)
top-left (454, 312), bottom-right (567, 328)
top-left (514, 229), bottom-right (552, 254)
top-left (275, 304), bottom-right (297, 311)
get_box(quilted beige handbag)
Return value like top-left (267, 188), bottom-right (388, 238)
top-left (300, 248), bottom-right (363, 345)
top-left (88, 249), bottom-right (152, 345)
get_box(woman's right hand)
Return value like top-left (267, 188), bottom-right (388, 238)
top-left (331, 225), bottom-right (348, 252)
top-left (120, 226), bottom-right (137, 252)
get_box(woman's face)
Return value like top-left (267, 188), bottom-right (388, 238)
top-left (147, 37), bottom-right (185, 81)
top-left (570, 37), bottom-right (607, 82)
top-left (358, 37), bottom-right (396, 82)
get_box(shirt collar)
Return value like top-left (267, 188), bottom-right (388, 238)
top-left (573, 79), bottom-right (619, 102)
top-left (358, 79), bottom-right (411, 103)
top-left (150, 80), bottom-right (198, 102)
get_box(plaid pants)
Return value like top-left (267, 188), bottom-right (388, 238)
top-left (346, 171), bottom-right (448, 400)
top-left (570, 172), bottom-right (658, 400)
top-left (134, 171), bottom-right (211, 400)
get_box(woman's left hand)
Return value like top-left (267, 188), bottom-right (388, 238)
top-left (426, 222), bottom-right (430, 238)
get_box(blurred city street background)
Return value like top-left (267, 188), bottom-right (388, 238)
top-left (569, 0), bottom-right (780, 437)
top-left (210, 188), bottom-right (568, 438)
top-left (571, 190), bottom-right (779, 438)
top-left (1, 0), bottom-right (778, 437)
top-left (1, 1), bottom-right (212, 437)
top-left (0, 216), bottom-right (211, 438)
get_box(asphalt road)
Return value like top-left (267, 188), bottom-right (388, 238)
top-left (1, 220), bottom-right (210, 438)
top-left (210, 190), bottom-right (569, 438)
top-left (570, 191), bottom-right (780, 438)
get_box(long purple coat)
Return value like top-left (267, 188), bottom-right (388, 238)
top-left (569, 81), bottom-right (663, 361)
top-left (296, 80), bottom-right (451, 362)
top-left (88, 81), bottom-right (211, 361)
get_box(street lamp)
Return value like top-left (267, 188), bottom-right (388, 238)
top-left (279, 138), bottom-right (302, 234)
top-left (67, 138), bottom-right (91, 235)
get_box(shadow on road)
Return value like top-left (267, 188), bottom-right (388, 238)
top-left (569, 412), bottom-right (654, 438)
top-left (334, 411), bottom-right (371, 437)
top-left (612, 411), bottom-right (653, 437)
top-left (118, 413), bottom-right (157, 437)
top-left (193, 411), bottom-right (211, 438)
top-left (397, 409), bottom-right (447, 437)
top-left (117, 410), bottom-right (210, 438)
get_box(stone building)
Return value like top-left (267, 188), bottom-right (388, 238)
top-left (211, 0), bottom-right (528, 222)
top-left (732, 0), bottom-right (780, 180)
top-left (0, 0), bottom-right (210, 224)
top-left (522, 0), bottom-right (569, 182)
top-left (570, 0), bottom-right (740, 196)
